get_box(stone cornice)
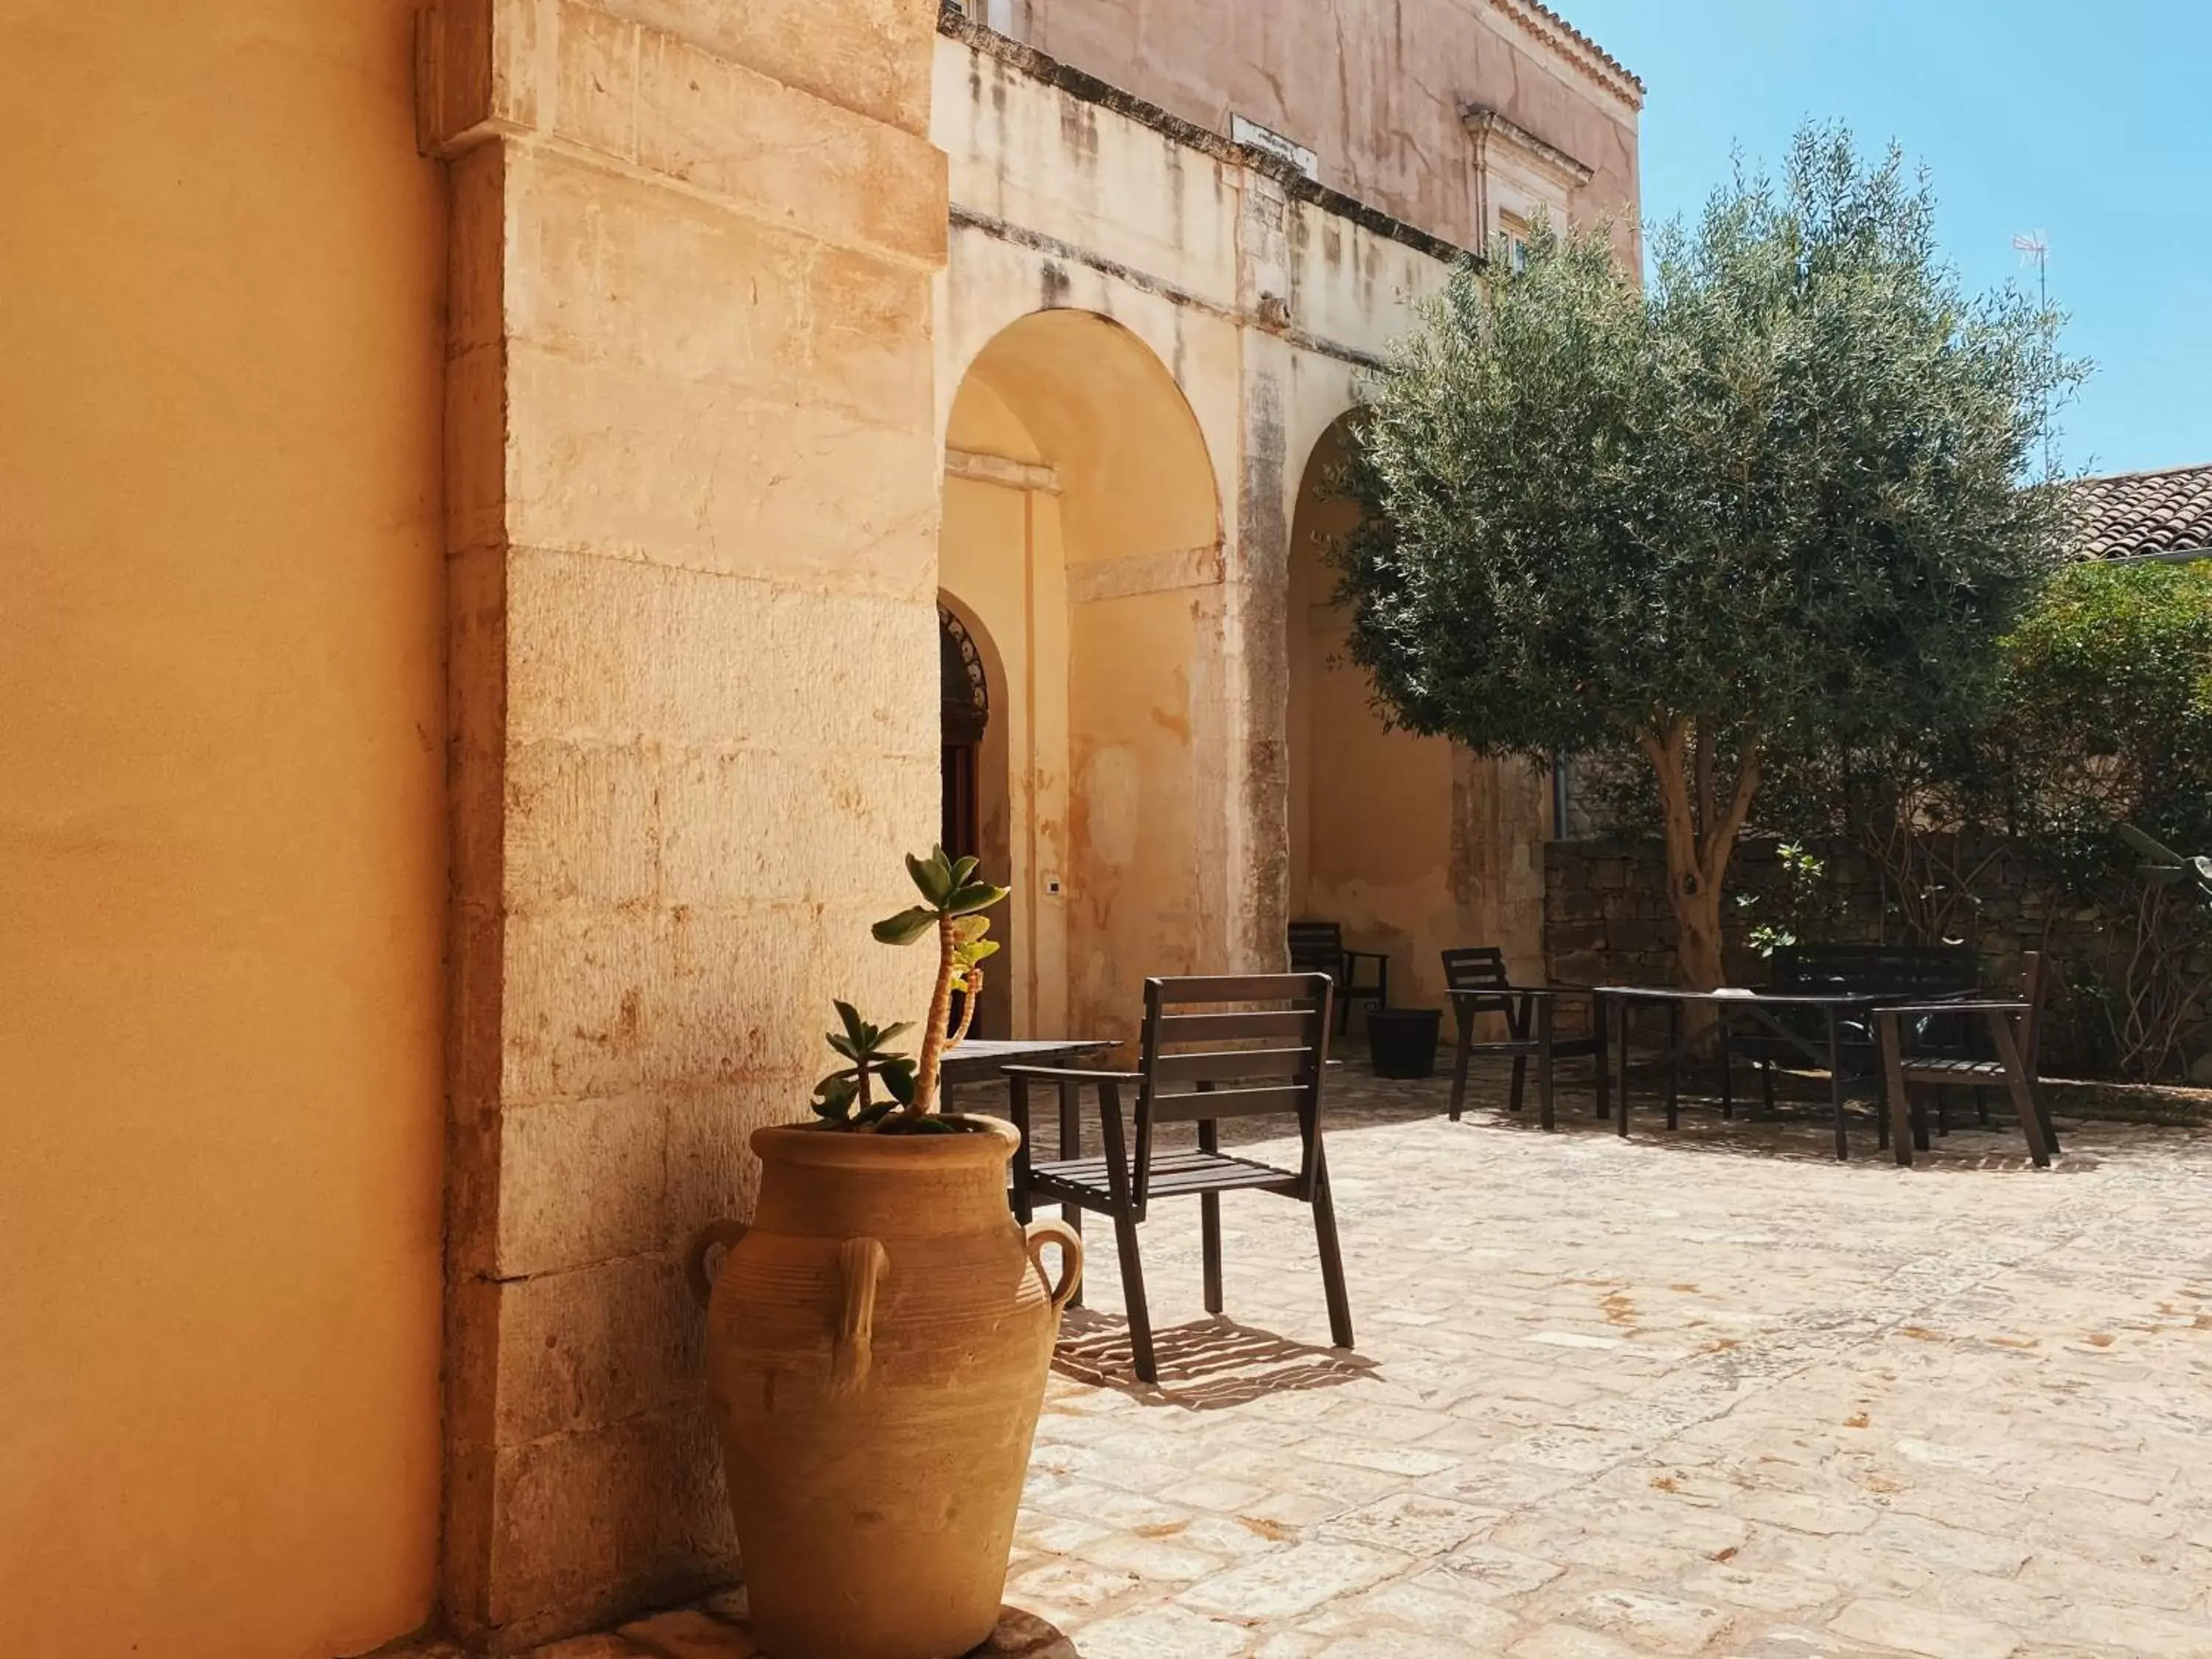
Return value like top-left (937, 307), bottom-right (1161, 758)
top-left (1460, 105), bottom-right (1596, 193)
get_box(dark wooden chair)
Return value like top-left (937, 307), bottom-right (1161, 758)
top-left (1441, 947), bottom-right (1606, 1127)
top-left (1729, 943), bottom-right (1980, 1121)
top-left (1877, 953), bottom-right (2059, 1167)
top-left (1004, 973), bottom-right (1353, 1385)
top-left (1288, 920), bottom-right (1388, 1035)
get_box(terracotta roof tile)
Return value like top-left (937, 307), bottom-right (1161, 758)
top-left (1497, 0), bottom-right (1645, 105)
top-left (2066, 462), bottom-right (2212, 560)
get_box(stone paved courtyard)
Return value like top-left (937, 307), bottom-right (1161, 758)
top-left (424, 1066), bottom-right (2212, 1659)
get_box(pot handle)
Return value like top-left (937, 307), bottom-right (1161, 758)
top-left (1023, 1220), bottom-right (1085, 1314)
top-left (831, 1236), bottom-right (890, 1396)
top-left (684, 1219), bottom-right (750, 1310)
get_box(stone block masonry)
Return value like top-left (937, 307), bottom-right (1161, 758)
top-left (1544, 838), bottom-right (2211, 1077)
top-left (420, 0), bottom-right (950, 1645)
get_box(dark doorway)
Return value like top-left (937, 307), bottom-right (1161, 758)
top-left (939, 605), bottom-right (989, 861)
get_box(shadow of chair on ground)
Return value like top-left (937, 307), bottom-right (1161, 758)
top-left (1051, 1310), bottom-right (1377, 1408)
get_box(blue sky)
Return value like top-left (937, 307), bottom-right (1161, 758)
top-left (1559, 1), bottom-right (2212, 477)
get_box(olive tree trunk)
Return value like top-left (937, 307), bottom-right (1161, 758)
top-left (1639, 719), bottom-right (1761, 995)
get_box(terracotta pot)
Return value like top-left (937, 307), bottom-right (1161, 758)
top-left (687, 1117), bottom-right (1082, 1659)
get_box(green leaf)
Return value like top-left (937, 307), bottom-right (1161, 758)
top-left (945, 880), bottom-right (1011, 917)
top-left (872, 906), bottom-right (938, 945)
top-left (880, 1062), bottom-right (917, 1105)
top-left (905, 849), bottom-right (954, 906)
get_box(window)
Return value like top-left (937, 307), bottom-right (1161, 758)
top-left (1501, 213), bottom-right (1532, 275)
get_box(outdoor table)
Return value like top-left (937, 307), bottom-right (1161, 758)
top-left (1445, 984), bottom-right (1607, 1131)
top-left (938, 1037), bottom-right (1119, 1088)
top-left (939, 1039), bottom-right (1120, 1196)
top-left (1592, 986), bottom-right (1894, 1161)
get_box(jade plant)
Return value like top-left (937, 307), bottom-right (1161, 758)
top-left (811, 848), bottom-right (1009, 1132)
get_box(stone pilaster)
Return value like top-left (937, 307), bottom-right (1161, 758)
top-left (1227, 170), bottom-right (1298, 975)
top-left (420, 0), bottom-right (946, 1644)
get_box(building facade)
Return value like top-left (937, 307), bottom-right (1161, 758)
top-left (0, 1), bottom-right (1637, 1653)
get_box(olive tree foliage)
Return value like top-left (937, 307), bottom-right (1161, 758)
top-left (1336, 125), bottom-right (2084, 990)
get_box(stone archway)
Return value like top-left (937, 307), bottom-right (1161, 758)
top-left (939, 307), bottom-right (1224, 1040)
top-left (1284, 412), bottom-right (1551, 1007)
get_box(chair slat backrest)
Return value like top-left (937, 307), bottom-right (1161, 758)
top-left (1440, 946), bottom-right (1516, 1017)
top-left (1287, 922), bottom-right (1346, 976)
top-left (1136, 973), bottom-right (1333, 1203)
top-left (1768, 943), bottom-right (1978, 998)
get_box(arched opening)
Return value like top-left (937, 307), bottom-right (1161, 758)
top-left (939, 307), bottom-right (1222, 1039)
top-left (1287, 411), bottom-right (1551, 1007)
top-left (939, 597), bottom-right (1013, 1039)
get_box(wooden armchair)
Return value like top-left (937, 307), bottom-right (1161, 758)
top-left (1441, 947), bottom-right (1606, 1128)
top-left (1728, 943), bottom-right (1980, 1118)
top-left (1005, 973), bottom-right (1354, 1384)
top-left (1877, 953), bottom-right (2058, 1167)
top-left (1288, 920), bottom-right (1388, 1034)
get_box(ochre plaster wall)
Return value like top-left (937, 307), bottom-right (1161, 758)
top-left (423, 0), bottom-right (949, 1644)
top-left (941, 377), bottom-right (1073, 1038)
top-left (941, 309), bottom-right (1223, 1040)
top-left (1287, 427), bottom-right (1551, 1007)
top-left (0, 5), bottom-right (446, 1657)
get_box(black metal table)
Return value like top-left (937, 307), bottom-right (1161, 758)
top-left (939, 1039), bottom-right (1119, 1169)
top-left (938, 1037), bottom-right (1118, 1088)
top-left (1592, 986), bottom-right (1893, 1161)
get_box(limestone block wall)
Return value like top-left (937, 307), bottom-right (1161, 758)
top-left (422, 0), bottom-right (947, 1644)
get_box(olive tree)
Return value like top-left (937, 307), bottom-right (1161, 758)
top-left (1337, 126), bottom-right (2082, 990)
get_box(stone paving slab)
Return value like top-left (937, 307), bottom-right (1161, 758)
top-left (394, 1065), bottom-right (2212, 1658)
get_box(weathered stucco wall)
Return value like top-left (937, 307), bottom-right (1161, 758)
top-left (1285, 425), bottom-right (1550, 1009)
top-left (996, 0), bottom-right (1641, 250)
top-left (423, 0), bottom-right (947, 1644)
top-left (937, 22), bottom-right (1548, 1031)
top-left (0, 4), bottom-right (447, 1656)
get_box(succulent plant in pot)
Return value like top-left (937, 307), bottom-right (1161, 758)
top-left (807, 849), bottom-right (1005, 1133)
top-left (685, 848), bottom-right (1082, 1659)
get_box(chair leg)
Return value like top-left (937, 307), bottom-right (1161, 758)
top-left (1974, 1085), bottom-right (1989, 1126)
top-left (1310, 1161), bottom-right (1355, 1352)
top-left (1989, 1014), bottom-right (2051, 1169)
top-left (1937, 1089), bottom-right (1950, 1136)
top-left (1110, 1205), bottom-right (1157, 1382)
top-left (1535, 998), bottom-right (1557, 1133)
top-left (1201, 1192), bottom-right (1224, 1316)
top-left (1449, 1006), bottom-right (1473, 1123)
top-left (1507, 997), bottom-right (1529, 1113)
top-left (1592, 995), bottom-right (1611, 1120)
top-left (1717, 1020), bottom-right (1734, 1119)
top-left (1759, 1061), bottom-right (1775, 1117)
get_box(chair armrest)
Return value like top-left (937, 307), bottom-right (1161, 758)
top-left (999, 1064), bottom-right (1146, 1084)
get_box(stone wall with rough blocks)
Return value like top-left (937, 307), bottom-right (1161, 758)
top-left (421, 0), bottom-right (948, 1645)
top-left (1545, 838), bottom-right (2212, 1076)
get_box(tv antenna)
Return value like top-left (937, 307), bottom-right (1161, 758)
top-left (2011, 232), bottom-right (2053, 476)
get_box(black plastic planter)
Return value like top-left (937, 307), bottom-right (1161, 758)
top-left (1366, 1006), bottom-right (1443, 1079)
